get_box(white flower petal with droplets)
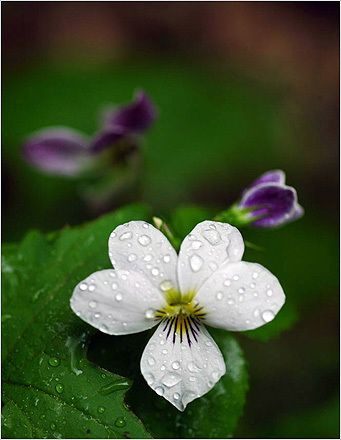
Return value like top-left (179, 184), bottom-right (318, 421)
top-left (140, 322), bottom-right (226, 411)
top-left (70, 269), bottom-right (165, 335)
top-left (196, 261), bottom-right (285, 331)
top-left (108, 221), bottom-right (179, 294)
top-left (177, 221), bottom-right (245, 293)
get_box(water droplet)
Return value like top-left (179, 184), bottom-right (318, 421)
top-left (120, 232), bottom-right (132, 241)
top-left (238, 287), bottom-right (245, 294)
top-left (143, 254), bottom-right (152, 262)
top-left (97, 406), bottom-right (105, 414)
top-left (203, 228), bottom-right (221, 245)
top-left (162, 373), bottom-right (181, 387)
top-left (160, 280), bottom-right (173, 291)
top-left (227, 299), bottom-right (235, 305)
top-left (191, 240), bottom-right (203, 250)
top-left (224, 279), bottom-right (231, 287)
top-left (94, 313), bottom-right (101, 319)
top-left (128, 254), bottom-right (137, 262)
top-left (252, 272), bottom-right (259, 279)
top-left (100, 324), bottom-right (108, 332)
top-left (266, 289), bottom-right (273, 296)
top-left (111, 283), bottom-right (118, 290)
top-left (262, 310), bottom-right (275, 322)
top-left (172, 361), bottom-right (180, 370)
top-left (188, 362), bottom-right (201, 373)
top-left (238, 295), bottom-right (244, 302)
top-left (254, 308), bottom-right (260, 317)
top-left (190, 254), bottom-right (203, 272)
top-left (115, 293), bottom-right (123, 301)
top-left (205, 341), bottom-right (213, 347)
top-left (89, 300), bottom-right (97, 309)
top-left (89, 284), bottom-right (96, 292)
top-left (101, 373), bottom-right (107, 379)
top-left (155, 386), bottom-right (164, 396)
top-left (114, 417), bottom-right (126, 428)
top-left (250, 282), bottom-right (256, 288)
top-left (151, 268), bottom-right (159, 276)
top-left (160, 365), bottom-right (166, 371)
top-left (216, 292), bottom-right (224, 300)
top-left (148, 356), bottom-right (156, 366)
top-left (232, 275), bottom-right (239, 281)
top-left (55, 384), bottom-right (64, 394)
top-left (162, 349), bottom-right (168, 355)
top-left (163, 254), bottom-right (171, 263)
top-left (143, 223), bottom-right (149, 228)
top-left (173, 392), bottom-right (180, 400)
top-left (100, 379), bottom-right (131, 395)
top-left (50, 423), bottom-right (56, 430)
top-left (138, 235), bottom-right (151, 246)
top-left (145, 309), bottom-right (154, 319)
top-left (48, 357), bottom-right (60, 367)
top-left (189, 376), bottom-right (196, 382)
top-left (110, 231), bottom-right (116, 238)
top-left (79, 283), bottom-right (88, 291)
top-left (121, 274), bottom-right (127, 280)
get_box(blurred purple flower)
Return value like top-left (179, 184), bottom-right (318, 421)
top-left (23, 128), bottom-right (91, 177)
top-left (23, 91), bottom-right (156, 176)
top-left (239, 170), bottom-right (304, 227)
top-left (90, 91), bottom-right (157, 153)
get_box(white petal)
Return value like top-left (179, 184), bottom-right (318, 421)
top-left (108, 221), bottom-right (178, 293)
top-left (177, 221), bottom-right (244, 293)
top-left (140, 322), bottom-right (226, 411)
top-left (196, 261), bottom-right (285, 331)
top-left (70, 269), bottom-right (165, 335)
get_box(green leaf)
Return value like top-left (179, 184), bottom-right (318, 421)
top-left (2, 204), bottom-right (152, 439)
top-left (89, 329), bottom-right (249, 439)
top-left (170, 205), bottom-right (214, 240)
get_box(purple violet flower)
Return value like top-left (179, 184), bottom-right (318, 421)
top-left (23, 91), bottom-right (156, 176)
top-left (90, 91), bottom-right (157, 153)
top-left (239, 170), bottom-right (304, 227)
top-left (23, 127), bottom-right (91, 177)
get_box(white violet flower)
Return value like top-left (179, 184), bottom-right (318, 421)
top-left (70, 220), bottom-right (285, 411)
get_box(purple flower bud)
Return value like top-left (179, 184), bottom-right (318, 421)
top-left (240, 170), bottom-right (304, 227)
top-left (89, 127), bottom-right (125, 154)
top-left (23, 127), bottom-right (91, 177)
top-left (103, 90), bottom-right (157, 133)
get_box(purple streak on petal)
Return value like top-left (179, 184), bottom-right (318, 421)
top-left (247, 170), bottom-right (286, 192)
top-left (23, 127), bottom-right (90, 176)
top-left (104, 91), bottom-right (156, 133)
top-left (89, 127), bottom-right (125, 153)
top-left (240, 183), bottom-right (297, 227)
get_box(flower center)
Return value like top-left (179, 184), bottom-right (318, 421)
top-left (154, 289), bottom-right (206, 346)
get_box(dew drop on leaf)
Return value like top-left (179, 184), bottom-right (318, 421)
top-left (99, 378), bottom-right (131, 395)
top-left (114, 417), bottom-right (126, 428)
top-left (55, 384), bottom-right (64, 394)
top-left (48, 357), bottom-right (60, 367)
top-left (97, 406), bottom-right (105, 414)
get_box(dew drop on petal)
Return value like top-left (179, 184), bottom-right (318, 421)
top-left (192, 240), bottom-right (203, 250)
top-left (94, 313), bottom-right (101, 319)
top-left (128, 254), bottom-right (137, 262)
top-left (216, 292), bottom-right (224, 300)
top-left (162, 373), bottom-right (181, 387)
top-left (145, 309), bottom-right (154, 319)
top-left (254, 308), bottom-right (260, 317)
top-left (147, 356), bottom-right (156, 366)
top-left (160, 280), bottom-right (173, 291)
top-left (151, 268), bottom-right (159, 276)
top-left (163, 255), bottom-right (171, 263)
top-left (115, 293), bottom-right (123, 301)
top-left (172, 361), bottom-right (180, 370)
top-left (143, 254), bottom-right (152, 262)
top-left (190, 254), bottom-right (203, 272)
top-left (173, 392), bottom-right (180, 400)
top-left (252, 272), bottom-right (259, 279)
top-left (232, 275), bottom-right (239, 281)
top-left (224, 280), bottom-right (231, 287)
top-left (262, 310), bottom-right (275, 323)
top-left (188, 362), bottom-right (201, 373)
top-left (162, 349), bottom-right (168, 355)
top-left (79, 283), bottom-right (88, 291)
top-left (120, 232), bottom-right (132, 241)
top-left (155, 386), bottom-right (164, 396)
top-left (266, 289), bottom-right (273, 296)
top-left (203, 228), bottom-right (221, 245)
top-left (238, 287), bottom-right (245, 294)
top-left (111, 283), bottom-right (118, 290)
top-left (89, 300), bottom-right (97, 309)
top-left (89, 285), bottom-right (96, 292)
top-left (138, 235), bottom-right (151, 246)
